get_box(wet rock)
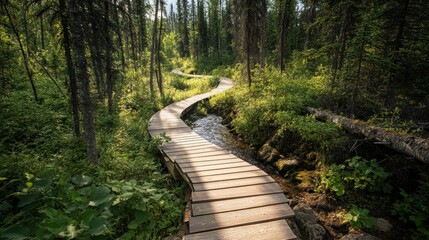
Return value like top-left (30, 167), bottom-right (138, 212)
top-left (289, 198), bottom-right (299, 208)
top-left (286, 219), bottom-right (302, 240)
top-left (293, 205), bottom-right (326, 240)
top-left (340, 233), bottom-right (379, 240)
top-left (258, 143), bottom-right (281, 163)
top-left (373, 218), bottom-right (392, 233)
top-left (275, 158), bottom-right (299, 173)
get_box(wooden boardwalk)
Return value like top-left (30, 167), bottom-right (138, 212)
top-left (148, 73), bottom-right (296, 240)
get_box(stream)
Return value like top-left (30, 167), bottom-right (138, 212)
top-left (188, 114), bottom-right (278, 177)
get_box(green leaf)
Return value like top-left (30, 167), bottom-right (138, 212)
top-left (89, 217), bottom-right (108, 236)
top-left (72, 175), bottom-right (92, 187)
top-left (88, 186), bottom-right (114, 207)
top-left (24, 173), bottom-right (34, 181)
top-left (0, 177), bottom-right (7, 181)
top-left (127, 210), bottom-right (150, 230)
top-left (39, 215), bottom-right (70, 235)
top-left (0, 201), bottom-right (12, 212)
top-left (33, 178), bottom-right (52, 188)
top-left (0, 225), bottom-right (29, 240)
top-left (17, 193), bottom-right (42, 208)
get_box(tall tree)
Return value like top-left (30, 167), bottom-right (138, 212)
top-left (1, 1), bottom-right (38, 102)
top-left (68, 0), bottom-right (98, 164)
top-left (59, 0), bottom-right (80, 136)
top-left (182, 0), bottom-right (190, 56)
top-left (149, 0), bottom-right (160, 95)
top-left (104, 0), bottom-right (114, 113)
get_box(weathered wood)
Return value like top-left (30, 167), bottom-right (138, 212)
top-left (184, 220), bottom-right (296, 240)
top-left (168, 150), bottom-right (231, 159)
top-left (189, 203), bottom-right (295, 233)
top-left (192, 193), bottom-right (289, 216)
top-left (307, 107), bottom-right (429, 164)
top-left (193, 176), bottom-right (276, 191)
top-left (163, 145), bottom-right (222, 154)
top-left (149, 71), bottom-right (296, 239)
top-left (181, 162), bottom-right (251, 173)
top-left (178, 158), bottom-right (245, 168)
top-left (192, 183), bottom-right (283, 203)
top-left (173, 154), bottom-right (238, 163)
top-left (190, 171), bottom-right (268, 184)
top-left (187, 165), bottom-right (260, 178)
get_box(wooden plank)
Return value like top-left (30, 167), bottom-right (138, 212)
top-left (162, 145), bottom-right (221, 154)
top-left (167, 139), bottom-right (208, 144)
top-left (160, 143), bottom-right (216, 151)
top-left (149, 128), bottom-right (193, 136)
top-left (163, 146), bottom-right (221, 154)
top-left (189, 203), bottom-right (295, 233)
top-left (192, 175), bottom-right (276, 191)
top-left (192, 183), bottom-right (283, 203)
top-left (178, 158), bottom-right (245, 168)
top-left (192, 193), bottom-right (289, 216)
top-left (186, 165), bottom-right (260, 178)
top-left (173, 154), bottom-right (238, 164)
top-left (181, 161), bottom-right (251, 173)
top-left (168, 150), bottom-right (230, 159)
top-left (190, 171), bottom-right (268, 184)
top-left (184, 220), bottom-right (296, 240)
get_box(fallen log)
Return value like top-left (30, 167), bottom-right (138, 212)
top-left (306, 107), bottom-right (429, 165)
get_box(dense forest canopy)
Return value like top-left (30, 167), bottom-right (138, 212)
top-left (0, 0), bottom-right (428, 239)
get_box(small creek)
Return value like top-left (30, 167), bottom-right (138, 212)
top-left (188, 114), bottom-right (278, 178)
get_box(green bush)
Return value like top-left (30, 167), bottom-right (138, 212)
top-left (320, 156), bottom-right (392, 196)
top-left (338, 205), bottom-right (375, 229)
top-left (392, 178), bottom-right (429, 239)
top-left (0, 173), bottom-right (183, 239)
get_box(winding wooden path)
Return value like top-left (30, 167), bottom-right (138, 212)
top-left (148, 71), bottom-right (296, 240)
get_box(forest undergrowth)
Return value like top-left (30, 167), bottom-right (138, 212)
top-left (0, 65), bottom-right (216, 239)
top-left (205, 54), bottom-right (429, 239)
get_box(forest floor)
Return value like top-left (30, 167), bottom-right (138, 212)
top-left (273, 174), bottom-right (409, 239)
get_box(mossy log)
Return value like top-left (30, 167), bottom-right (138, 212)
top-left (306, 107), bottom-right (429, 165)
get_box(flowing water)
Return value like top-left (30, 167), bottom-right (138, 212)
top-left (189, 114), bottom-right (276, 174)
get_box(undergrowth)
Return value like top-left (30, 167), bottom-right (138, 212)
top-left (0, 67), bottom-right (215, 239)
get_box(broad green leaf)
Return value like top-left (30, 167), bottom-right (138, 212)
top-left (89, 217), bottom-right (108, 236)
top-left (88, 186), bottom-right (113, 207)
top-left (0, 225), bottom-right (29, 240)
top-left (0, 177), bottom-right (7, 181)
top-left (0, 201), bottom-right (12, 212)
top-left (127, 210), bottom-right (150, 230)
top-left (39, 215), bottom-right (70, 235)
top-left (17, 193), bottom-right (42, 208)
top-left (33, 178), bottom-right (52, 188)
top-left (72, 175), bottom-right (92, 187)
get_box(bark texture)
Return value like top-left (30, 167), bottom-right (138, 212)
top-left (307, 107), bottom-right (429, 165)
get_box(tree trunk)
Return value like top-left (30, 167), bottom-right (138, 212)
top-left (69, 0), bottom-right (99, 164)
top-left (136, 0), bottom-right (147, 55)
top-left (126, 0), bottom-right (137, 70)
top-left (59, 0), bottom-right (80, 137)
top-left (2, 2), bottom-right (38, 103)
top-left (104, 0), bottom-right (114, 114)
top-left (113, 0), bottom-right (126, 71)
top-left (246, 8), bottom-right (252, 88)
top-left (149, 0), bottom-right (160, 95)
top-left (279, 0), bottom-right (291, 72)
top-left (182, 0), bottom-right (190, 56)
top-left (306, 107), bottom-right (429, 165)
top-left (157, 0), bottom-right (164, 98)
top-left (87, 0), bottom-right (105, 98)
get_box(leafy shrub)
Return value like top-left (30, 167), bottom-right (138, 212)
top-left (392, 178), bottom-right (429, 239)
top-left (171, 78), bottom-right (188, 90)
top-left (337, 205), bottom-right (375, 229)
top-left (320, 156), bottom-right (392, 196)
top-left (0, 173), bottom-right (183, 239)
